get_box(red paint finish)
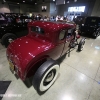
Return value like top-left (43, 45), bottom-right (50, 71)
top-left (6, 21), bottom-right (76, 80)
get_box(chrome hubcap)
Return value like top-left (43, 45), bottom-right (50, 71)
top-left (8, 38), bottom-right (13, 43)
top-left (45, 71), bottom-right (54, 82)
top-left (43, 69), bottom-right (56, 86)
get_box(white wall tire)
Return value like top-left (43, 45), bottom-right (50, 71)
top-left (39, 64), bottom-right (59, 92)
top-left (32, 59), bottom-right (59, 94)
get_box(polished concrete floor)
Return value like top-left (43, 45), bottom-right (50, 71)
top-left (0, 36), bottom-right (100, 100)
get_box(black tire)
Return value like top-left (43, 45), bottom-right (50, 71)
top-left (32, 59), bottom-right (59, 94)
top-left (1, 33), bottom-right (17, 47)
top-left (92, 29), bottom-right (100, 39)
top-left (92, 32), bottom-right (98, 39)
top-left (78, 38), bottom-right (85, 51)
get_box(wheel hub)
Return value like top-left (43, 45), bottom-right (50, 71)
top-left (8, 38), bottom-right (13, 43)
top-left (44, 70), bottom-right (54, 82)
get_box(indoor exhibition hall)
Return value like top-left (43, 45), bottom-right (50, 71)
top-left (0, 0), bottom-right (100, 100)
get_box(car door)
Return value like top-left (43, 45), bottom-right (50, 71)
top-left (49, 29), bottom-right (66, 60)
top-left (61, 28), bottom-right (75, 56)
top-left (48, 30), bottom-right (66, 60)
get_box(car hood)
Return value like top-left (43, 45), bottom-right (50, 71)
top-left (6, 35), bottom-right (52, 78)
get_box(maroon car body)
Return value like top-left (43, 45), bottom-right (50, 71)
top-left (6, 21), bottom-right (75, 80)
top-left (6, 21), bottom-right (85, 93)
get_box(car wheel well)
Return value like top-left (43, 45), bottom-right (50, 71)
top-left (1, 33), bottom-right (17, 47)
top-left (26, 57), bottom-right (52, 78)
top-left (32, 59), bottom-right (59, 93)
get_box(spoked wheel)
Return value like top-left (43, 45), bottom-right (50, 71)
top-left (92, 30), bottom-right (100, 39)
top-left (32, 59), bottom-right (59, 94)
top-left (69, 39), bottom-right (78, 48)
top-left (78, 38), bottom-right (86, 51)
top-left (96, 30), bottom-right (100, 36)
top-left (1, 33), bottom-right (17, 47)
top-left (93, 32), bottom-right (98, 39)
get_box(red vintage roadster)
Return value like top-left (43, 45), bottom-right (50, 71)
top-left (6, 21), bottom-right (85, 93)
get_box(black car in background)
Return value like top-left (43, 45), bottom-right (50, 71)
top-left (75, 16), bottom-right (100, 39)
top-left (0, 13), bottom-right (32, 47)
top-left (0, 13), bottom-right (8, 25)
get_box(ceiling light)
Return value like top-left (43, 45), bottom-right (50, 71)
top-left (53, 0), bottom-right (55, 1)
top-left (17, 3), bottom-right (19, 4)
top-left (3, 0), bottom-right (6, 2)
top-left (67, 1), bottom-right (69, 3)
top-left (74, 0), bottom-right (77, 2)
top-left (35, 3), bottom-right (37, 4)
top-left (23, 1), bottom-right (25, 2)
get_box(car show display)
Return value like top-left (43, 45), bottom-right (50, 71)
top-left (6, 21), bottom-right (85, 93)
top-left (0, 0), bottom-right (100, 99)
top-left (75, 16), bottom-right (100, 38)
top-left (0, 13), bottom-right (32, 47)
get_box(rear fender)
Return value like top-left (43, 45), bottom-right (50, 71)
top-left (25, 56), bottom-right (50, 79)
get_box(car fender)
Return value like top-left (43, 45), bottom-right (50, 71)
top-left (25, 55), bottom-right (50, 79)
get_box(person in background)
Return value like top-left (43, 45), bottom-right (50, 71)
top-left (32, 14), bottom-right (35, 20)
top-left (56, 15), bottom-right (59, 21)
top-left (44, 16), bottom-right (47, 21)
top-left (60, 16), bottom-right (63, 20)
top-left (47, 16), bottom-right (50, 21)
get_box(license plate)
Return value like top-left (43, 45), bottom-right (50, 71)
top-left (9, 61), bottom-right (14, 71)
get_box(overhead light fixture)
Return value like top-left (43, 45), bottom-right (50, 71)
top-left (23, 1), bottom-right (25, 2)
top-left (64, 0), bottom-right (65, 4)
top-left (74, 0), bottom-right (77, 2)
top-left (67, 1), bottom-right (69, 3)
top-left (17, 3), bottom-right (19, 4)
top-left (2, 0), bottom-right (6, 4)
top-left (3, 0), bottom-right (6, 2)
top-left (53, 0), bottom-right (55, 1)
top-left (35, 2), bottom-right (37, 4)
